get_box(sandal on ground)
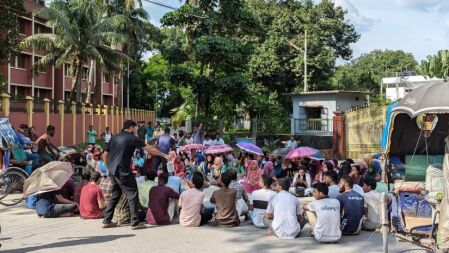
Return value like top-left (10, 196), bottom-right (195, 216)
top-left (131, 223), bottom-right (146, 230)
top-left (102, 222), bottom-right (118, 228)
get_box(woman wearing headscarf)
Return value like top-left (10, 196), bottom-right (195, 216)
top-left (314, 161), bottom-right (333, 184)
top-left (211, 156), bottom-right (227, 181)
top-left (262, 161), bottom-right (275, 178)
top-left (228, 158), bottom-right (245, 179)
top-left (241, 160), bottom-right (262, 193)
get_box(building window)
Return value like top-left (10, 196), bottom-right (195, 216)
top-left (81, 67), bottom-right (89, 80)
top-left (14, 54), bottom-right (27, 69)
top-left (34, 56), bottom-right (41, 64)
top-left (19, 19), bottom-right (28, 35)
top-left (64, 64), bottom-right (71, 77)
top-left (34, 23), bottom-right (51, 34)
top-left (103, 73), bottom-right (110, 83)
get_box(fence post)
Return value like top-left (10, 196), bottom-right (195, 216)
top-left (43, 98), bottom-right (50, 127)
top-left (97, 105), bottom-right (102, 134)
top-left (25, 96), bottom-right (34, 127)
top-left (71, 102), bottom-right (77, 145)
top-left (81, 103), bottom-right (86, 141)
top-left (290, 118), bottom-right (295, 135)
top-left (0, 93), bottom-right (10, 117)
top-left (103, 105), bottom-right (108, 131)
top-left (90, 103), bottom-right (94, 126)
top-left (58, 100), bottom-right (65, 146)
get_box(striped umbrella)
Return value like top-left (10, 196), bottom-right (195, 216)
top-left (285, 147), bottom-right (322, 160)
top-left (203, 144), bottom-right (233, 155)
top-left (179, 143), bottom-right (204, 152)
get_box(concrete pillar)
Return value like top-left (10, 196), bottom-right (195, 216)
top-left (0, 93), bottom-right (10, 117)
top-left (81, 103), bottom-right (86, 140)
top-left (103, 105), bottom-right (109, 130)
top-left (333, 111), bottom-right (344, 159)
top-left (43, 98), bottom-right (50, 127)
top-left (97, 105), bottom-right (101, 134)
top-left (58, 100), bottom-right (65, 146)
top-left (25, 96), bottom-right (34, 127)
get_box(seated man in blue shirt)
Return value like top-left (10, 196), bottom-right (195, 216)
top-left (16, 124), bottom-right (40, 169)
top-left (36, 190), bottom-right (78, 218)
top-left (337, 176), bottom-right (365, 235)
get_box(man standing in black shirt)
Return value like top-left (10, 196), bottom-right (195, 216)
top-left (102, 120), bottom-right (171, 229)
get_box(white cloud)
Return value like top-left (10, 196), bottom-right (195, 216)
top-left (333, 0), bottom-right (377, 32)
top-left (393, 0), bottom-right (449, 12)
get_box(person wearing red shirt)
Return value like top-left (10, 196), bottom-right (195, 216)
top-left (80, 171), bottom-right (106, 219)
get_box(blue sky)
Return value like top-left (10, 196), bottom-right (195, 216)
top-left (142, 0), bottom-right (449, 62)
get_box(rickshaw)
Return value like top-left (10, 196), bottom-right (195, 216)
top-left (0, 118), bottom-right (29, 206)
top-left (384, 82), bottom-right (449, 252)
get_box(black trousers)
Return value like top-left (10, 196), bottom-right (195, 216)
top-left (42, 203), bottom-right (77, 218)
top-left (103, 173), bottom-right (139, 225)
top-left (154, 156), bottom-right (167, 173)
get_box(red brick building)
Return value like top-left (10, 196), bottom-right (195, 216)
top-left (0, 0), bottom-right (124, 106)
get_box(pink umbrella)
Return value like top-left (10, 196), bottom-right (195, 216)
top-left (203, 144), bottom-right (233, 155)
top-left (285, 147), bottom-right (322, 160)
top-left (180, 144), bottom-right (204, 152)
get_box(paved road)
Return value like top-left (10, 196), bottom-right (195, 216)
top-left (0, 186), bottom-right (430, 253)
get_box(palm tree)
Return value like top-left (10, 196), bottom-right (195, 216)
top-left (21, 0), bottom-right (130, 103)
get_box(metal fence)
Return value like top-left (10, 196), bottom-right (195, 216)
top-left (293, 118), bottom-right (332, 136)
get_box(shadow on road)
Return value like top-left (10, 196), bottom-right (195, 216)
top-left (1, 234), bottom-right (135, 253)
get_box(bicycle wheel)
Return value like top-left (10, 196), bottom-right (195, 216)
top-left (0, 169), bottom-right (28, 206)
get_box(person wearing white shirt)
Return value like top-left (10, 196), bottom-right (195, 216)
top-left (250, 175), bottom-right (276, 228)
top-left (323, 171), bottom-right (340, 199)
top-left (185, 133), bottom-right (194, 145)
top-left (203, 135), bottom-right (214, 146)
top-left (289, 166), bottom-right (313, 197)
top-left (264, 179), bottom-right (306, 239)
top-left (353, 184), bottom-right (365, 197)
top-left (362, 178), bottom-right (382, 230)
top-left (286, 136), bottom-right (298, 149)
top-left (213, 133), bottom-right (225, 145)
top-left (303, 183), bottom-right (342, 242)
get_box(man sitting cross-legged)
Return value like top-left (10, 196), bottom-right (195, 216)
top-left (80, 171), bottom-right (106, 219)
top-left (146, 172), bottom-right (180, 225)
top-left (179, 171), bottom-right (214, 227)
top-left (337, 176), bottom-right (365, 235)
top-left (210, 171), bottom-right (240, 227)
top-left (250, 175), bottom-right (276, 228)
top-left (303, 183), bottom-right (341, 243)
top-left (264, 178), bottom-right (306, 239)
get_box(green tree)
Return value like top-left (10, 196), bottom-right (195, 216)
top-left (0, 0), bottom-right (25, 65)
top-left (160, 0), bottom-right (259, 118)
top-left (416, 50), bottom-right (449, 81)
top-left (21, 0), bottom-right (129, 103)
top-left (248, 0), bottom-right (360, 94)
top-left (331, 49), bottom-right (418, 91)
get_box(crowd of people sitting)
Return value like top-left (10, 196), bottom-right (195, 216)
top-left (29, 120), bottom-right (385, 243)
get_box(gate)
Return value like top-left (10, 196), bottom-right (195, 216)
top-left (344, 105), bottom-right (387, 159)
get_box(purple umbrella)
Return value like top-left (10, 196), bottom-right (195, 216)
top-left (285, 147), bottom-right (321, 160)
top-left (179, 144), bottom-right (204, 152)
top-left (203, 144), bottom-right (233, 155)
top-left (236, 142), bottom-right (264, 156)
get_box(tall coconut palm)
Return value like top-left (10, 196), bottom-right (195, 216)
top-left (21, 0), bottom-right (130, 103)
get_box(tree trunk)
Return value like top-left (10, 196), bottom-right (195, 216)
top-left (85, 60), bottom-right (95, 104)
top-left (70, 59), bottom-right (82, 103)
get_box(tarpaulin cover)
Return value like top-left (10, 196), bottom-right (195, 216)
top-left (388, 113), bottom-right (449, 156)
top-left (381, 102), bottom-right (398, 151)
top-left (438, 154), bottom-right (449, 249)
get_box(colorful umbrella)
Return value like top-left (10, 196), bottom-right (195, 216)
top-left (203, 144), bottom-right (233, 155)
top-left (23, 161), bottom-right (73, 196)
top-left (179, 143), bottom-right (204, 152)
top-left (285, 147), bottom-right (321, 160)
top-left (270, 147), bottom-right (290, 157)
top-left (236, 142), bottom-right (264, 156)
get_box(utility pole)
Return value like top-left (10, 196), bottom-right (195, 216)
top-left (287, 29), bottom-right (308, 92)
top-left (127, 60), bottom-right (130, 114)
top-left (303, 29), bottom-right (308, 92)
